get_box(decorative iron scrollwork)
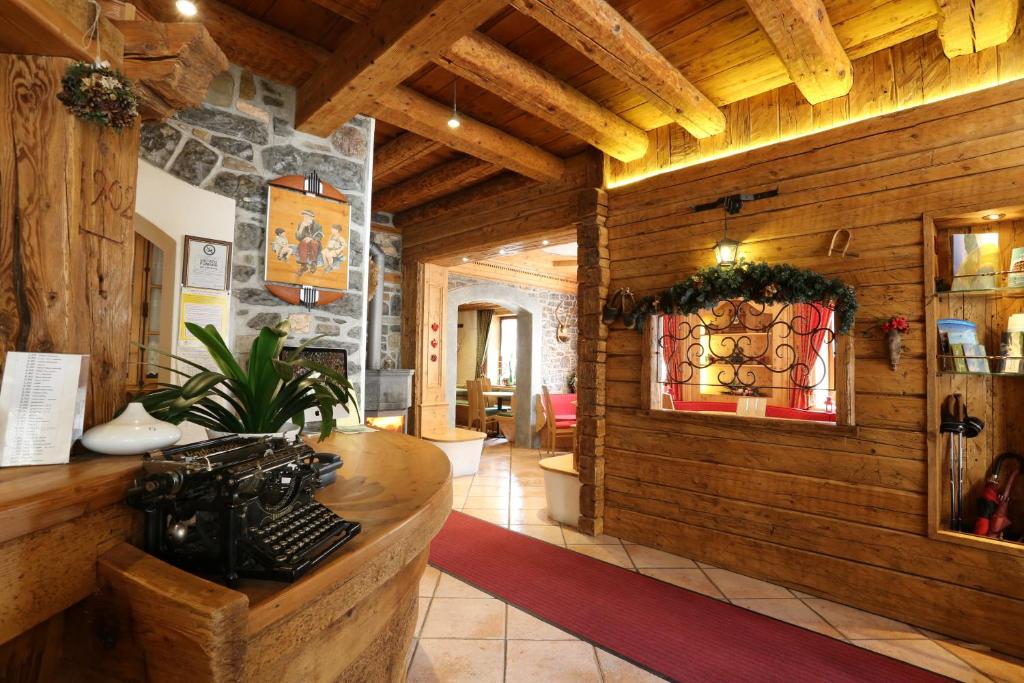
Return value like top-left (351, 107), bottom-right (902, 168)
top-left (658, 300), bottom-right (836, 393)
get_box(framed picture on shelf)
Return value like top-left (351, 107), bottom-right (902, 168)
top-left (182, 236), bottom-right (232, 290)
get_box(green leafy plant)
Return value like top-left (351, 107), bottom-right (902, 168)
top-left (137, 321), bottom-right (357, 441)
top-left (628, 261), bottom-right (858, 334)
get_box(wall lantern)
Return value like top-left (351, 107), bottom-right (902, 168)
top-left (714, 230), bottom-right (740, 266)
top-left (693, 190), bottom-right (778, 268)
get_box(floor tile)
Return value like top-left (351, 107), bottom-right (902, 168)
top-left (695, 561), bottom-right (719, 569)
top-left (568, 544), bottom-right (635, 569)
top-left (803, 599), bottom-right (925, 640)
top-left (510, 524), bottom-right (565, 545)
top-left (505, 640), bottom-right (601, 683)
top-left (730, 599), bottom-right (844, 638)
top-left (473, 474), bottom-right (510, 484)
top-left (420, 598), bottom-right (506, 639)
top-left (407, 639), bottom-right (505, 683)
top-left (463, 495), bottom-right (509, 510)
top-left (468, 484), bottom-right (510, 497)
top-left (624, 544), bottom-right (697, 568)
top-left (935, 640), bottom-right (1024, 682)
top-left (462, 508), bottom-right (510, 526)
top-left (510, 495), bottom-right (549, 510)
top-left (435, 573), bottom-right (492, 599)
top-left (639, 568), bottom-right (725, 600)
top-left (509, 508), bottom-right (556, 525)
top-left (596, 649), bottom-right (666, 682)
top-left (703, 568), bottom-right (793, 599)
top-left (852, 639), bottom-right (988, 682)
top-left (789, 589), bottom-right (817, 600)
top-left (562, 527), bottom-right (623, 545)
top-left (419, 565), bottom-right (441, 598)
top-left (506, 606), bottom-right (578, 640)
top-left (416, 598), bottom-right (429, 636)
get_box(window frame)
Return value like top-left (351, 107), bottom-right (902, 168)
top-left (641, 311), bottom-right (856, 430)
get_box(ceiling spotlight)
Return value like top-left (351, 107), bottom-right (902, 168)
top-left (447, 83), bottom-right (461, 129)
top-left (462, 256), bottom-right (469, 262)
top-left (983, 212), bottom-right (1006, 221)
top-left (175, 0), bottom-right (198, 16)
top-left (498, 248), bottom-right (507, 255)
top-left (542, 240), bottom-right (550, 246)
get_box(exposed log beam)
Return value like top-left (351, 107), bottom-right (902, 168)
top-left (436, 31), bottom-right (648, 162)
top-left (115, 20), bottom-right (229, 121)
top-left (510, 0), bottom-right (724, 138)
top-left (374, 156), bottom-right (500, 212)
top-left (743, 0), bottom-right (852, 104)
top-left (296, 0), bottom-right (506, 137)
top-left (397, 172), bottom-right (537, 226)
top-left (0, 0), bottom-right (124, 67)
top-left (936, 0), bottom-right (1020, 57)
top-left (373, 86), bottom-right (566, 183)
top-left (374, 133), bottom-right (441, 179)
top-left (131, 0), bottom-right (328, 86)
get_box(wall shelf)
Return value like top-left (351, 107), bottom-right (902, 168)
top-left (924, 209), bottom-right (1024, 556)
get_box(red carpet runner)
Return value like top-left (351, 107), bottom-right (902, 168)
top-left (429, 511), bottom-right (948, 682)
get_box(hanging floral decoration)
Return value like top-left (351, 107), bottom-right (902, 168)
top-left (627, 261), bottom-right (859, 334)
top-left (57, 61), bottom-right (139, 131)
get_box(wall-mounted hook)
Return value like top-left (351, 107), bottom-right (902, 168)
top-left (828, 229), bottom-right (859, 259)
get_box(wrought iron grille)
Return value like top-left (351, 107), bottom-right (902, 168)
top-left (657, 300), bottom-right (836, 394)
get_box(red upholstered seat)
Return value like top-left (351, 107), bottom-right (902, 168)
top-left (555, 419), bottom-right (576, 428)
top-left (547, 393), bottom-right (577, 421)
top-left (672, 400), bottom-right (836, 423)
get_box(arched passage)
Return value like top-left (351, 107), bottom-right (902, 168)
top-left (446, 282), bottom-right (544, 446)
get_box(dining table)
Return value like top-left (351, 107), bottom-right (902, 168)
top-left (482, 390), bottom-right (515, 410)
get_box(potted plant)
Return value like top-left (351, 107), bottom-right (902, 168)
top-left (138, 321), bottom-right (357, 441)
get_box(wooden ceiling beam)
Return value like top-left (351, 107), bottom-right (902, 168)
top-left (373, 86), bottom-right (566, 183)
top-left (936, 0), bottom-right (1020, 57)
top-left (436, 31), bottom-right (648, 162)
top-left (510, 0), bottom-right (725, 138)
top-left (295, 0), bottom-right (506, 137)
top-left (131, 0), bottom-right (328, 86)
top-left (116, 20), bottom-right (229, 121)
top-left (374, 156), bottom-right (500, 211)
top-left (743, 0), bottom-right (852, 105)
top-left (374, 133), bottom-right (441, 179)
top-left (397, 172), bottom-right (537, 226)
top-left (0, 0), bottom-right (124, 67)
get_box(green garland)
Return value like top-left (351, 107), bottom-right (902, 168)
top-left (629, 261), bottom-right (858, 334)
top-left (57, 62), bottom-right (139, 131)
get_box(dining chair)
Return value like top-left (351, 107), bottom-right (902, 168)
top-left (541, 385), bottom-right (575, 454)
top-left (494, 394), bottom-right (516, 445)
top-left (468, 379), bottom-right (498, 435)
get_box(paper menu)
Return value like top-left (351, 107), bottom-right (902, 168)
top-left (0, 352), bottom-right (88, 467)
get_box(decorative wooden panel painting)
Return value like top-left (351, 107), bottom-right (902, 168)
top-left (264, 184), bottom-right (350, 292)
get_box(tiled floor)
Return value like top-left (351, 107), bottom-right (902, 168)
top-left (407, 441), bottom-right (1024, 683)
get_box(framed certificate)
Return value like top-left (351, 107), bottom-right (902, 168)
top-left (183, 236), bottom-right (232, 290)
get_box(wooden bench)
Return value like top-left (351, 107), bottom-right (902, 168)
top-left (422, 427), bottom-right (487, 477)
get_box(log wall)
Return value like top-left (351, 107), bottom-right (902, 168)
top-left (602, 77), bottom-right (1024, 657)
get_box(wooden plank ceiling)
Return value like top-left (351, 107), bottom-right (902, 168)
top-left (135, 0), bottom-right (1020, 216)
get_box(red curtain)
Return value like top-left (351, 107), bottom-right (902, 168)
top-left (789, 304), bottom-right (833, 410)
top-left (660, 315), bottom-right (685, 402)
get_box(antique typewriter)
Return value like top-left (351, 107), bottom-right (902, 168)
top-left (127, 435), bottom-right (360, 585)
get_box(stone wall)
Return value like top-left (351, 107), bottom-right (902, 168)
top-left (371, 212), bottom-right (402, 369)
top-left (448, 274), bottom-right (577, 392)
top-left (138, 65), bottom-right (373, 396)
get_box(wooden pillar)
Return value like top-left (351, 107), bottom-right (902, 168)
top-left (575, 188), bottom-right (608, 535)
top-left (0, 54), bottom-right (140, 427)
top-left (404, 261), bottom-right (449, 436)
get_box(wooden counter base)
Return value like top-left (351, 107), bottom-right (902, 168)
top-left (0, 430), bottom-right (452, 682)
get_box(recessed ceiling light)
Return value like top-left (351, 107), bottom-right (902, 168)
top-left (175, 0), bottom-right (198, 16)
top-left (983, 212), bottom-right (1006, 221)
top-left (498, 248), bottom-right (507, 255)
top-left (542, 240), bottom-right (549, 246)
top-left (462, 256), bottom-right (469, 262)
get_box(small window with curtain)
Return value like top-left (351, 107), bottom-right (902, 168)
top-left (650, 299), bottom-right (852, 425)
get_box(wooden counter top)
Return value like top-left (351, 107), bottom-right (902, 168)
top-left (0, 430), bottom-right (453, 681)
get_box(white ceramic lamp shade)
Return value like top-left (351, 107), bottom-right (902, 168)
top-left (81, 402), bottom-right (181, 455)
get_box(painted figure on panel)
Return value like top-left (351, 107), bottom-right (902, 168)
top-left (264, 185), bottom-right (350, 292)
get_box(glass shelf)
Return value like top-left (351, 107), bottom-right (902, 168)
top-left (936, 286), bottom-right (1024, 297)
top-left (938, 369), bottom-right (1024, 376)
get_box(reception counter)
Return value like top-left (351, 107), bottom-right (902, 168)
top-left (0, 430), bottom-right (453, 681)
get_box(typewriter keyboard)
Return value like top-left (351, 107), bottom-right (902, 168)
top-left (249, 500), bottom-right (361, 579)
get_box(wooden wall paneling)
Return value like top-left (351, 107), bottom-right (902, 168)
top-left (409, 262), bottom-right (450, 435)
top-left (606, 28), bottom-right (1024, 188)
top-left (602, 77), bottom-right (1024, 656)
top-left (0, 54), bottom-right (139, 427)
